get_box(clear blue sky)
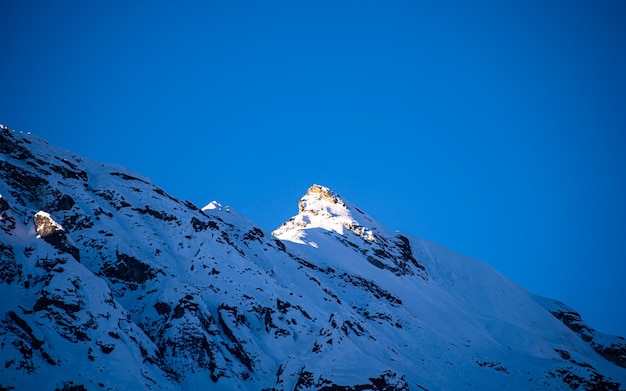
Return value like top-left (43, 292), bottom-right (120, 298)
top-left (2, 1), bottom-right (625, 336)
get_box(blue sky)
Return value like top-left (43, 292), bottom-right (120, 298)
top-left (2, 1), bottom-right (625, 336)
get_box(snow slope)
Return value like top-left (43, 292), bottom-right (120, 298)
top-left (0, 125), bottom-right (624, 390)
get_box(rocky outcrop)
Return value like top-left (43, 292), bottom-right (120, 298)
top-left (543, 299), bottom-right (626, 369)
top-left (293, 369), bottom-right (409, 391)
top-left (34, 211), bottom-right (80, 262)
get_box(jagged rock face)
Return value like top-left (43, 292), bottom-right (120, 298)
top-left (32, 211), bottom-right (81, 262)
top-left (0, 125), bottom-right (625, 390)
top-left (34, 211), bottom-right (64, 238)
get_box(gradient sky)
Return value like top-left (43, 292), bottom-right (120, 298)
top-left (1, 1), bottom-right (625, 336)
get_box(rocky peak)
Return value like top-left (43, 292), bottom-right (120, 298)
top-left (34, 211), bottom-right (65, 238)
top-left (274, 185), bottom-right (428, 278)
top-left (297, 184), bottom-right (349, 215)
top-left (273, 184), bottom-right (380, 243)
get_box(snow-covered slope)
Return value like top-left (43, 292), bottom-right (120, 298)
top-left (1, 125), bottom-right (624, 390)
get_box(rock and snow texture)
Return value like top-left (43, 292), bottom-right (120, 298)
top-left (274, 185), bottom-right (428, 279)
top-left (0, 125), bottom-right (624, 390)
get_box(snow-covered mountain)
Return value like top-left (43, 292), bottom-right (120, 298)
top-left (0, 124), bottom-right (624, 390)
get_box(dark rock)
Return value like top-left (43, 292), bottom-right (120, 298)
top-left (183, 200), bottom-right (199, 210)
top-left (340, 320), bottom-right (365, 337)
top-left (0, 196), bottom-right (9, 212)
top-left (50, 194), bottom-right (75, 211)
top-left (34, 212), bottom-right (80, 262)
top-left (276, 299), bottom-right (291, 314)
top-left (54, 157), bottom-right (88, 181)
top-left (0, 129), bottom-right (34, 160)
top-left (274, 239), bottom-right (286, 252)
top-left (132, 205), bottom-right (178, 223)
top-left (290, 254), bottom-right (326, 273)
top-left (33, 293), bottom-right (81, 314)
top-left (476, 361), bottom-right (509, 374)
top-left (339, 273), bottom-right (403, 307)
top-left (49, 162), bottom-right (87, 181)
top-left (366, 255), bottom-right (387, 270)
top-left (396, 235), bottom-right (423, 271)
top-left (293, 369), bottom-right (409, 391)
top-left (549, 310), bottom-right (592, 335)
top-left (93, 207), bottom-right (113, 219)
top-left (549, 308), bottom-right (626, 368)
top-left (44, 232), bottom-right (80, 262)
top-left (217, 304), bottom-right (253, 371)
top-left (263, 308), bottom-right (274, 333)
top-left (55, 382), bottom-right (87, 391)
top-left (23, 247), bottom-right (34, 258)
top-left (8, 311), bottom-right (44, 351)
top-left (555, 349), bottom-right (572, 361)
top-left (101, 252), bottom-right (157, 285)
top-left (554, 367), bottom-right (621, 391)
top-left (190, 216), bottom-right (218, 232)
top-left (243, 227), bottom-right (264, 243)
top-left (94, 190), bottom-right (131, 210)
top-left (592, 342), bottom-right (626, 369)
top-left (63, 213), bottom-right (94, 232)
top-left (294, 369), bottom-right (316, 390)
top-left (156, 308), bottom-right (225, 383)
top-left (109, 171), bottom-right (150, 184)
top-left (96, 341), bottom-right (115, 354)
top-left (0, 161), bottom-right (49, 206)
top-left (152, 187), bottom-right (183, 204)
top-left (215, 231), bottom-right (246, 257)
top-left (108, 331), bottom-right (120, 339)
top-left (154, 302), bottom-right (172, 316)
top-left (0, 244), bottom-right (18, 284)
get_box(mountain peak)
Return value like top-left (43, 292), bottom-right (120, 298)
top-left (298, 184), bottom-right (350, 216)
top-left (273, 184), bottom-right (381, 243)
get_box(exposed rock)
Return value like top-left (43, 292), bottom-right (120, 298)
top-left (101, 252), bottom-right (158, 285)
top-left (132, 205), bottom-right (178, 223)
top-left (154, 301), bottom-right (172, 316)
top-left (217, 304), bottom-right (253, 371)
top-left (298, 184), bottom-right (348, 214)
top-left (338, 273), bottom-right (403, 307)
top-left (190, 216), bottom-right (218, 232)
top-left (549, 306), bottom-right (626, 368)
top-left (243, 227), bottom-right (265, 243)
top-left (0, 244), bottom-right (18, 284)
top-left (592, 343), bottom-right (626, 369)
top-left (293, 368), bottom-right (409, 391)
top-left (109, 171), bottom-right (150, 184)
top-left (552, 367), bottom-right (621, 391)
top-left (49, 161), bottom-right (87, 181)
top-left (49, 194), bottom-right (75, 212)
top-left (0, 195), bottom-right (9, 212)
top-left (34, 211), bottom-right (64, 239)
top-left (33, 211), bottom-right (80, 262)
top-left (0, 128), bottom-right (35, 160)
top-left (0, 161), bottom-right (49, 206)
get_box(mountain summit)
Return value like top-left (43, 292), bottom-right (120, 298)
top-left (0, 125), bottom-right (625, 390)
top-left (273, 184), bottom-right (382, 242)
top-left (274, 184), bottom-right (428, 279)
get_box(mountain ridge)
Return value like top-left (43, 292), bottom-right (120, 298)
top-left (0, 125), bottom-right (624, 390)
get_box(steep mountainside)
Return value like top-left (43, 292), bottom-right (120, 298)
top-left (0, 125), bottom-right (625, 390)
